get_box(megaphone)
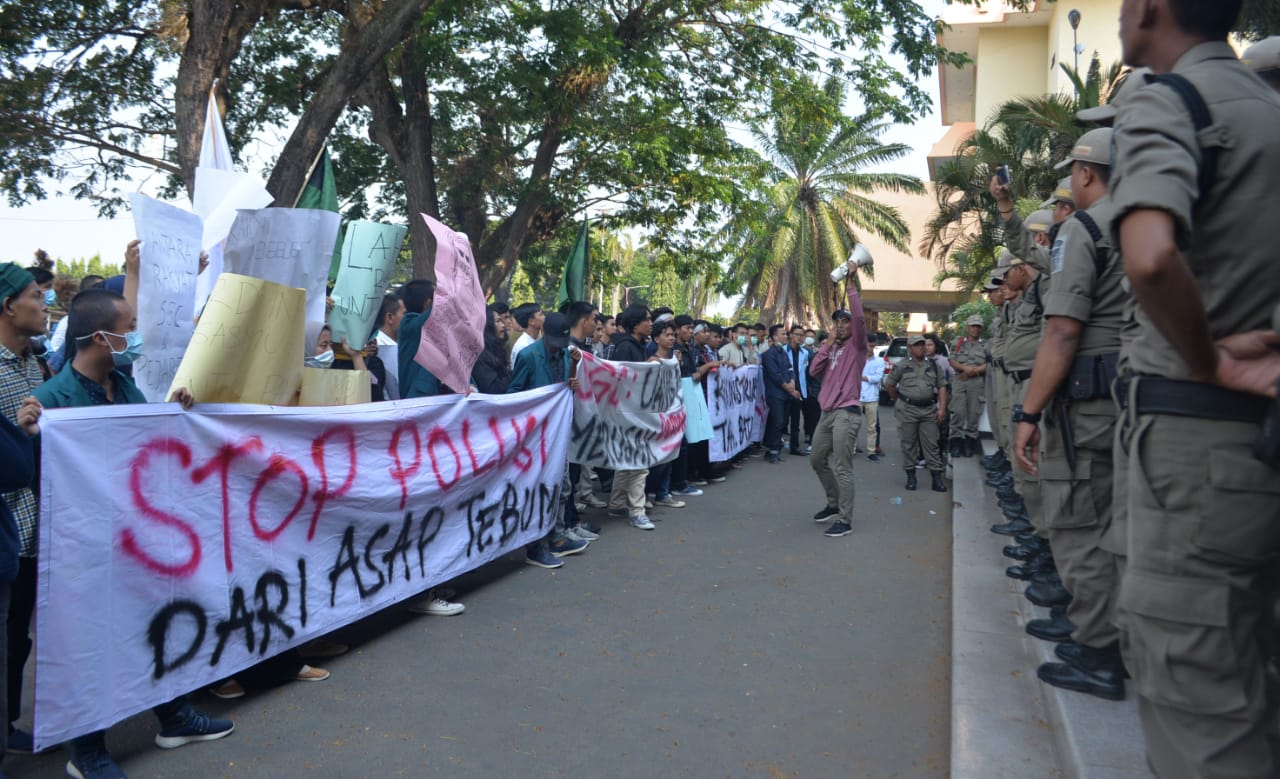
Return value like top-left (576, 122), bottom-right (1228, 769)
top-left (830, 243), bottom-right (874, 282)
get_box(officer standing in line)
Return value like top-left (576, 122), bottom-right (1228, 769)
top-left (992, 173), bottom-right (1071, 274)
top-left (980, 281), bottom-right (1009, 471)
top-left (884, 334), bottom-right (948, 493)
top-left (948, 315), bottom-right (989, 458)
top-left (1010, 127), bottom-right (1126, 701)
top-left (1109, 1), bottom-right (1280, 774)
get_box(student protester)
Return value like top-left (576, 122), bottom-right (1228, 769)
top-left (397, 280), bottom-right (456, 396)
top-left (560, 302), bottom-right (607, 529)
top-left (718, 323), bottom-right (750, 366)
top-left (471, 304), bottom-right (512, 394)
top-left (665, 315), bottom-right (705, 498)
top-left (860, 334), bottom-right (886, 461)
top-left (604, 305), bottom-right (656, 530)
top-left (0, 400), bottom-right (37, 779)
top-left (751, 323), bottom-right (769, 356)
top-left (784, 325), bottom-right (815, 454)
top-left (372, 293), bottom-right (405, 400)
top-left (34, 285), bottom-right (235, 779)
top-left (508, 303), bottom-right (543, 369)
top-left (592, 313), bottom-right (616, 359)
top-left (688, 322), bottom-right (724, 484)
top-left (509, 313), bottom-right (591, 566)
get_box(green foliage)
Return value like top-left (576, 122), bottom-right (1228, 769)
top-left (877, 312), bottom-right (907, 337)
top-left (54, 254), bottom-right (121, 279)
top-left (722, 75), bottom-right (923, 327)
top-left (944, 299), bottom-right (997, 343)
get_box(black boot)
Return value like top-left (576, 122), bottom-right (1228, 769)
top-left (1026, 578), bottom-right (1072, 608)
top-left (1055, 641), bottom-right (1132, 679)
top-left (930, 471), bottom-right (947, 492)
top-left (1006, 549), bottom-right (1053, 580)
top-left (1037, 642), bottom-right (1126, 701)
top-left (990, 517), bottom-right (1033, 536)
top-left (905, 469), bottom-right (917, 491)
top-left (949, 439), bottom-right (961, 457)
top-left (959, 438), bottom-right (971, 457)
top-left (1026, 610), bottom-right (1075, 642)
top-left (1003, 536), bottom-right (1047, 560)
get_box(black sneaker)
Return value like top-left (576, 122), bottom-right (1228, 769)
top-left (867, 453), bottom-right (880, 462)
top-left (812, 505), bottom-right (839, 521)
top-left (823, 520), bottom-right (853, 538)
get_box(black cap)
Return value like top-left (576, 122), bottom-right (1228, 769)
top-left (832, 308), bottom-right (852, 321)
top-left (543, 312), bottom-right (572, 350)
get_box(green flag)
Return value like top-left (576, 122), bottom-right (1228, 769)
top-left (295, 146), bottom-right (344, 280)
top-left (556, 217), bottom-right (589, 308)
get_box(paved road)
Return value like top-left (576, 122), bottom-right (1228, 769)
top-left (10, 415), bottom-right (951, 779)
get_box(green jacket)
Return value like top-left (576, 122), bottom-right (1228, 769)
top-left (508, 342), bottom-right (571, 393)
top-left (397, 308), bottom-right (447, 398)
top-left (34, 366), bottom-right (146, 410)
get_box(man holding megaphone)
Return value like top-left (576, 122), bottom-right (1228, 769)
top-left (807, 245), bottom-right (874, 539)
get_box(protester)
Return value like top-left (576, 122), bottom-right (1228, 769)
top-left (761, 324), bottom-right (799, 463)
top-left (0, 403), bottom-right (36, 779)
top-left (398, 280), bottom-right (455, 396)
top-left (372, 292), bottom-right (405, 400)
top-left (592, 313), bottom-right (615, 358)
top-left (604, 305), bottom-right (655, 530)
top-left (34, 284), bottom-right (235, 779)
top-left (472, 304), bottom-right (512, 394)
top-left (718, 322), bottom-right (750, 366)
top-left (860, 334), bottom-right (886, 462)
top-left (808, 257), bottom-right (870, 538)
top-left (783, 325), bottom-right (815, 455)
top-left (508, 303), bottom-right (543, 369)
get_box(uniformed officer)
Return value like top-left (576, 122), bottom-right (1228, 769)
top-left (948, 315), bottom-right (989, 457)
top-left (992, 171), bottom-right (1071, 274)
top-left (1110, 1), bottom-right (1280, 773)
top-left (980, 281), bottom-right (1010, 472)
top-left (884, 334), bottom-right (948, 493)
top-left (1011, 127), bottom-right (1126, 701)
top-left (1242, 35), bottom-right (1280, 93)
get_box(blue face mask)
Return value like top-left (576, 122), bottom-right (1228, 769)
top-left (43, 289), bottom-right (56, 306)
top-left (103, 330), bottom-right (144, 367)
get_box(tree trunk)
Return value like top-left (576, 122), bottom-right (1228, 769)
top-left (263, 0), bottom-right (439, 207)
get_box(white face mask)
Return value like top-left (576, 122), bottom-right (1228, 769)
top-left (803, 336), bottom-right (815, 347)
top-left (306, 349), bottom-right (335, 369)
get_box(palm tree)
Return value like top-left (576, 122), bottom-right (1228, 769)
top-left (725, 77), bottom-right (923, 326)
top-left (922, 56), bottom-right (1127, 294)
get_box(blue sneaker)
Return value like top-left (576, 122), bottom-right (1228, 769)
top-left (525, 546), bottom-right (564, 569)
top-left (549, 535), bottom-right (589, 558)
top-left (672, 486), bottom-right (703, 496)
top-left (154, 710), bottom-right (235, 749)
top-left (66, 749), bottom-right (126, 779)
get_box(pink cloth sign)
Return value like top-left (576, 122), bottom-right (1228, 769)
top-left (415, 215), bottom-right (486, 393)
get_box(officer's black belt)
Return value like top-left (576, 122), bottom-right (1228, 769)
top-left (1007, 369), bottom-right (1031, 382)
top-left (900, 397), bottom-right (936, 408)
top-left (993, 358), bottom-right (1006, 371)
top-left (1126, 377), bottom-right (1270, 425)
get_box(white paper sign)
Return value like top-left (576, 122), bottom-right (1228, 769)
top-left (222, 208), bottom-right (341, 324)
top-left (706, 364), bottom-right (766, 461)
top-left (191, 167), bottom-right (274, 311)
top-left (34, 386), bottom-right (571, 748)
top-left (568, 352), bottom-right (684, 469)
top-left (128, 194), bottom-right (203, 402)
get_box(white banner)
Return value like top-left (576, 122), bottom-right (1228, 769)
top-left (222, 207), bottom-right (341, 324)
top-left (129, 194), bottom-right (202, 402)
top-left (35, 387), bottom-right (571, 748)
top-left (706, 364), bottom-right (766, 461)
top-left (569, 352), bottom-right (684, 469)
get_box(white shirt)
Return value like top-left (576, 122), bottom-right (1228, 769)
top-left (860, 356), bottom-right (886, 403)
top-left (510, 331), bottom-right (536, 369)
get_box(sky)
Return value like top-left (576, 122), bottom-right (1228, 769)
top-left (0, 0), bottom-right (948, 271)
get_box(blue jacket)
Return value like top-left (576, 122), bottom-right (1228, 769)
top-left (508, 342), bottom-right (571, 393)
top-left (782, 344), bottom-right (812, 398)
top-left (761, 343), bottom-right (795, 401)
top-left (397, 309), bottom-right (449, 398)
top-left (0, 415), bottom-right (32, 582)
top-left (34, 365), bottom-right (147, 409)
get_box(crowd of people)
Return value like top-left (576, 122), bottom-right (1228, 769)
top-left (959, 15), bottom-right (1280, 778)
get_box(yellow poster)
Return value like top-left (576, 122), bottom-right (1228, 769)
top-left (299, 367), bottom-right (372, 407)
top-left (167, 273), bottom-right (306, 405)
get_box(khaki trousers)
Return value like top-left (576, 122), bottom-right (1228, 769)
top-left (1119, 407), bottom-right (1280, 778)
top-left (995, 369), bottom-right (1012, 453)
top-left (863, 401), bottom-right (879, 452)
top-left (607, 469), bottom-right (649, 518)
top-left (1010, 375), bottom-right (1043, 535)
top-left (1040, 398), bottom-right (1119, 647)
top-left (895, 401), bottom-right (942, 472)
top-left (949, 375), bottom-right (984, 441)
top-left (810, 408), bottom-right (862, 523)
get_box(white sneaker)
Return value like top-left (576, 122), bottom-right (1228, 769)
top-left (565, 526), bottom-right (599, 542)
top-left (645, 498), bottom-right (655, 509)
top-left (630, 515), bottom-right (656, 530)
top-left (408, 596), bottom-right (466, 616)
top-left (655, 495), bottom-right (686, 508)
top-left (583, 495), bottom-right (609, 508)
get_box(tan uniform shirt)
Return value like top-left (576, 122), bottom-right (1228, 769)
top-left (1045, 196), bottom-right (1125, 356)
top-left (1004, 275), bottom-right (1046, 371)
top-left (1109, 41), bottom-right (1280, 379)
top-left (886, 356), bottom-right (944, 403)
top-left (952, 337), bottom-right (990, 371)
top-left (989, 303), bottom-right (1009, 363)
top-left (1002, 211), bottom-right (1052, 274)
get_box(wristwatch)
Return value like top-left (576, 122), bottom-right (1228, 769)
top-left (1011, 404), bottom-right (1041, 425)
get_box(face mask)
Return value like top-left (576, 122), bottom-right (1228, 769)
top-left (750, 336), bottom-right (758, 346)
top-left (804, 336), bottom-right (815, 347)
top-left (103, 330), bottom-right (144, 367)
top-left (43, 289), bottom-right (57, 306)
top-left (306, 349), bottom-right (335, 369)
top-left (736, 335), bottom-right (747, 346)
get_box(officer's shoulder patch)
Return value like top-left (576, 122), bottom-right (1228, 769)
top-left (1050, 236), bottom-right (1066, 275)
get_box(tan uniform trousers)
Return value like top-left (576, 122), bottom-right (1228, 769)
top-left (1039, 397), bottom-right (1120, 648)
top-left (607, 469), bottom-right (649, 518)
top-left (994, 369), bottom-right (1012, 453)
top-left (1118, 405), bottom-right (1280, 778)
top-left (895, 399), bottom-right (943, 472)
top-left (1011, 376), bottom-right (1044, 535)
top-left (810, 407), bottom-right (862, 523)
top-left (949, 375), bottom-right (985, 441)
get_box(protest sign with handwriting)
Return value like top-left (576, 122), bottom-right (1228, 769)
top-left (706, 364), bottom-right (765, 460)
top-left (416, 214), bottom-right (486, 393)
top-left (569, 352), bottom-right (684, 469)
top-left (222, 208), bottom-right (340, 324)
top-left (327, 220), bottom-right (406, 344)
